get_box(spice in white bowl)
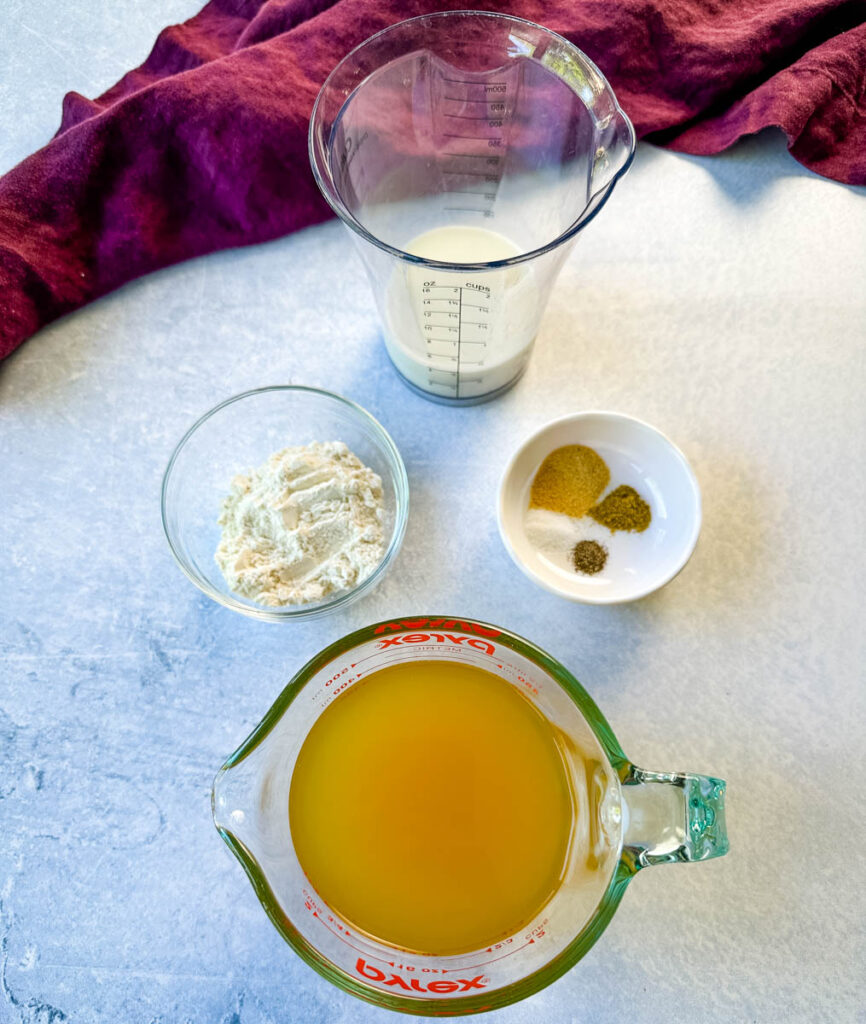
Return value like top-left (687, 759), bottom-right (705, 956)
top-left (572, 539), bottom-right (608, 575)
top-left (529, 444), bottom-right (609, 518)
top-left (215, 441), bottom-right (385, 606)
top-left (524, 444), bottom-right (653, 580)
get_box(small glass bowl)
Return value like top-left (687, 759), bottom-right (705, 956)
top-left (161, 386), bottom-right (409, 621)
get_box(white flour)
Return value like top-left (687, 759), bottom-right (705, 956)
top-left (215, 441), bottom-right (385, 606)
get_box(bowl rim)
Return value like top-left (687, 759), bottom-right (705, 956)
top-left (160, 385), bottom-right (410, 621)
top-left (214, 613), bottom-right (635, 1016)
top-left (497, 410), bottom-right (702, 605)
top-left (308, 10), bottom-right (636, 273)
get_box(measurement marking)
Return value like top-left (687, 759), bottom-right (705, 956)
top-left (444, 95), bottom-right (504, 103)
top-left (347, 654), bottom-right (504, 687)
top-left (446, 114), bottom-right (500, 121)
top-left (456, 285), bottom-right (463, 399)
top-left (443, 134), bottom-right (488, 140)
top-left (443, 190), bottom-right (496, 196)
top-left (443, 206), bottom-right (489, 213)
top-left (351, 651), bottom-right (500, 676)
top-left (442, 171), bottom-right (498, 178)
top-left (469, 939), bottom-right (536, 969)
top-left (450, 153), bottom-right (500, 161)
top-left (351, 652), bottom-right (384, 668)
top-left (312, 912), bottom-right (392, 963)
top-left (442, 77), bottom-right (505, 85)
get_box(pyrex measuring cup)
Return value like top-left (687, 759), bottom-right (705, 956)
top-left (309, 12), bottom-right (635, 404)
top-left (212, 616), bottom-right (728, 1015)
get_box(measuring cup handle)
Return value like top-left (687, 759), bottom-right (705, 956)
top-left (619, 765), bottom-right (729, 871)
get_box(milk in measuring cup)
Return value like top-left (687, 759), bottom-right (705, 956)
top-left (384, 225), bottom-right (540, 401)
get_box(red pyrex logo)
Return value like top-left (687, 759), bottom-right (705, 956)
top-left (355, 958), bottom-right (487, 993)
top-left (377, 633), bottom-right (497, 656)
top-left (374, 619), bottom-right (501, 638)
top-left (374, 621), bottom-right (500, 657)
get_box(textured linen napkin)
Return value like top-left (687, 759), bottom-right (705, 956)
top-left (0, 0), bottom-right (863, 360)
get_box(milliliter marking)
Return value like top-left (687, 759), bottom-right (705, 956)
top-left (456, 285), bottom-right (463, 397)
top-left (436, 69), bottom-right (513, 221)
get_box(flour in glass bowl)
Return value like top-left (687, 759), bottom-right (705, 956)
top-left (215, 441), bottom-right (385, 606)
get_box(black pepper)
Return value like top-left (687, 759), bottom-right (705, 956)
top-left (572, 539), bottom-right (608, 575)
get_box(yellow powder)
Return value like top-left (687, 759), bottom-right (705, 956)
top-left (529, 445), bottom-right (610, 518)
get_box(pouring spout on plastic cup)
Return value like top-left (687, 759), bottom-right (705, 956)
top-left (309, 11), bottom-right (635, 405)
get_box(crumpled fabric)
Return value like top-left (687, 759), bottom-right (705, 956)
top-left (1, 0), bottom-right (864, 360)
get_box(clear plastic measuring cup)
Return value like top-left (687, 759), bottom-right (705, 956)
top-left (310, 12), bottom-right (635, 404)
top-left (212, 616), bottom-right (728, 1015)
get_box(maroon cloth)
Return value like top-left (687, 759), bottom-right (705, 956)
top-left (1, 0), bottom-right (864, 360)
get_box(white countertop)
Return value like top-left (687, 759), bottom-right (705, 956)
top-left (1, 3), bottom-right (865, 1022)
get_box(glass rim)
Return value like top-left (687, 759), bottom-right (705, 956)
top-left (160, 385), bottom-right (410, 622)
top-left (308, 10), bottom-right (636, 272)
top-left (215, 614), bottom-right (635, 1014)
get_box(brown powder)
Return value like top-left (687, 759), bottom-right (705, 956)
top-left (589, 485), bottom-right (652, 533)
top-left (572, 540), bottom-right (608, 575)
top-left (529, 445), bottom-right (610, 519)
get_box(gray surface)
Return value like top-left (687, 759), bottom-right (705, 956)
top-left (2, 4), bottom-right (865, 1023)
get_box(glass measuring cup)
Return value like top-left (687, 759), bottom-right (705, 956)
top-left (309, 12), bottom-right (635, 405)
top-left (212, 616), bottom-right (728, 1014)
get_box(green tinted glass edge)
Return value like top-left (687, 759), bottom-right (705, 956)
top-left (214, 616), bottom-right (637, 1015)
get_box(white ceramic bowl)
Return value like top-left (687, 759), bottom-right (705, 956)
top-left (497, 411), bottom-right (701, 604)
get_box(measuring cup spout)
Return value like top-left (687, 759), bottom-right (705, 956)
top-left (212, 763), bottom-right (249, 846)
top-left (211, 744), bottom-right (267, 860)
top-left (588, 110), bottom-right (636, 207)
top-left (536, 38), bottom-right (636, 211)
